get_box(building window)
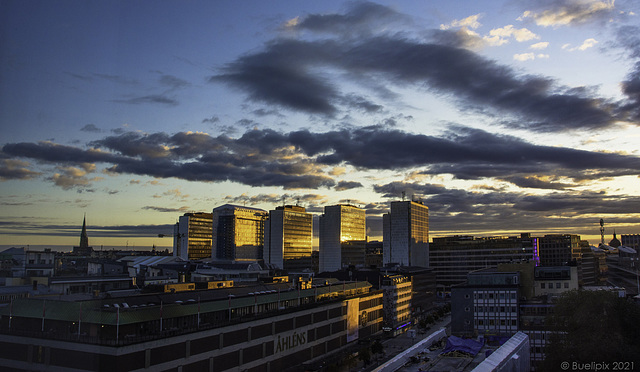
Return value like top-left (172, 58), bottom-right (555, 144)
top-left (556, 283), bottom-right (561, 289)
top-left (564, 282), bottom-right (569, 288)
top-left (541, 283), bottom-right (545, 289)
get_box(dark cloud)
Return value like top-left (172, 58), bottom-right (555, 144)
top-left (288, 1), bottom-right (411, 38)
top-left (2, 141), bottom-right (116, 164)
top-left (251, 108), bottom-right (283, 117)
top-left (211, 2), bottom-right (624, 131)
top-left (499, 175), bottom-right (575, 190)
top-left (212, 39), bottom-right (341, 115)
top-left (114, 94), bottom-right (179, 106)
top-left (142, 206), bottom-right (189, 213)
top-left (288, 126), bottom-right (640, 182)
top-left (92, 131), bottom-right (335, 189)
top-left (202, 115), bottom-right (220, 124)
top-left (334, 180), bottom-right (363, 191)
top-left (5, 126), bottom-right (640, 190)
top-left (80, 124), bottom-right (102, 133)
top-left (617, 26), bottom-right (640, 122)
top-left (341, 94), bottom-right (384, 113)
top-left (223, 193), bottom-right (327, 210)
top-left (371, 180), bottom-right (640, 239)
top-left (158, 74), bottom-right (190, 90)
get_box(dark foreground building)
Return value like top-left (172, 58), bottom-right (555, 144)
top-left (0, 281), bottom-right (382, 371)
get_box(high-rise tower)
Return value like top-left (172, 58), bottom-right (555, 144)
top-left (174, 212), bottom-right (213, 260)
top-left (212, 204), bottom-right (268, 261)
top-left (383, 200), bottom-right (429, 267)
top-left (264, 205), bottom-right (313, 271)
top-left (319, 204), bottom-right (366, 272)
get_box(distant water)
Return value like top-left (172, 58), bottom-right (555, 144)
top-left (0, 245), bottom-right (172, 253)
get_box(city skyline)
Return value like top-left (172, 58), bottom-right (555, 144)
top-left (2, 0), bottom-right (640, 249)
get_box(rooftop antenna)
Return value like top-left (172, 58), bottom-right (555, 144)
top-left (600, 218), bottom-right (605, 246)
top-left (401, 191), bottom-right (406, 201)
top-left (296, 197), bottom-right (300, 206)
top-left (282, 195), bottom-right (286, 207)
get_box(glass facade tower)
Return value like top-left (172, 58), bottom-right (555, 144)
top-left (175, 212), bottom-right (213, 260)
top-left (212, 204), bottom-right (268, 261)
top-left (383, 200), bottom-right (429, 267)
top-left (264, 205), bottom-right (313, 271)
top-left (319, 204), bottom-right (366, 272)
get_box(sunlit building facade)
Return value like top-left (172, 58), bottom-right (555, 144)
top-left (381, 274), bottom-right (412, 335)
top-left (264, 205), bottom-right (313, 271)
top-left (174, 212), bottom-right (213, 260)
top-left (212, 204), bottom-right (268, 261)
top-left (383, 200), bottom-right (429, 267)
top-left (319, 204), bottom-right (366, 272)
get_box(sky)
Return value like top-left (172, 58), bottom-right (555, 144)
top-left (1, 0), bottom-right (640, 250)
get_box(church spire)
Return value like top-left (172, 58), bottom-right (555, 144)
top-left (80, 214), bottom-right (89, 248)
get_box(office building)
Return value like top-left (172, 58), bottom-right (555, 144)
top-left (430, 234), bottom-right (537, 292)
top-left (319, 204), bottom-right (366, 272)
top-left (174, 212), bottom-right (213, 261)
top-left (451, 268), bottom-right (521, 338)
top-left (533, 266), bottom-right (578, 297)
top-left (381, 274), bottom-right (412, 335)
top-left (212, 204), bottom-right (268, 261)
top-left (382, 200), bottom-right (429, 267)
top-left (621, 234), bottom-right (640, 250)
top-left (364, 241), bottom-right (383, 268)
top-left (264, 205), bottom-right (313, 271)
top-left (537, 234), bottom-right (581, 267)
top-left (0, 280), bottom-right (383, 372)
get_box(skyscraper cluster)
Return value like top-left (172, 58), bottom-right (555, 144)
top-left (172, 200), bottom-right (430, 272)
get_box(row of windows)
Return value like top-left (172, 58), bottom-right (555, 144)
top-left (473, 292), bottom-right (517, 300)
top-left (476, 319), bottom-right (517, 326)
top-left (540, 282), bottom-right (569, 289)
top-left (471, 306), bottom-right (518, 313)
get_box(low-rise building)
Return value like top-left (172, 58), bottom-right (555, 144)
top-left (0, 281), bottom-right (382, 372)
top-left (533, 266), bottom-right (578, 298)
top-left (451, 269), bottom-right (521, 339)
top-left (381, 274), bottom-right (412, 335)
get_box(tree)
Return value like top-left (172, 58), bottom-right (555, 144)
top-left (358, 346), bottom-right (371, 366)
top-left (540, 290), bottom-right (640, 370)
top-left (371, 339), bottom-right (384, 358)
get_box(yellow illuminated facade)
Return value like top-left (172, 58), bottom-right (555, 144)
top-left (319, 204), bottom-right (366, 272)
top-left (212, 204), bottom-right (268, 261)
top-left (176, 212), bottom-right (213, 260)
top-left (265, 205), bottom-right (313, 271)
